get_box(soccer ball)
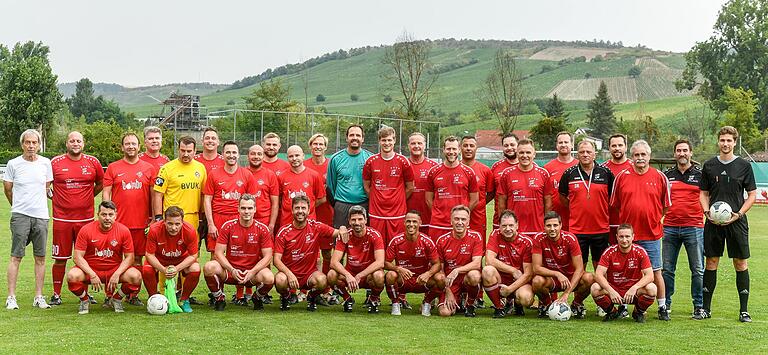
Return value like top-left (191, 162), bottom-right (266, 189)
top-left (547, 302), bottom-right (572, 321)
top-left (147, 294), bottom-right (169, 315)
top-left (709, 201), bottom-right (733, 224)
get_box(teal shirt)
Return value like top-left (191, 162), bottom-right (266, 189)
top-left (327, 148), bottom-right (373, 204)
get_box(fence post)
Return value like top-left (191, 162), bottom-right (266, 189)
top-left (260, 111), bottom-right (264, 144)
top-left (286, 113), bottom-right (290, 147)
top-left (399, 119), bottom-right (403, 154)
top-left (233, 110), bottom-right (237, 141)
top-left (336, 115), bottom-right (340, 152)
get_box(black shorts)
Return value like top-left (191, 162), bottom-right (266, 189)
top-left (575, 233), bottom-right (609, 265)
top-left (704, 218), bottom-right (750, 259)
top-left (197, 218), bottom-right (209, 245)
top-left (332, 200), bottom-right (369, 229)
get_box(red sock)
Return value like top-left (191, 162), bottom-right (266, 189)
top-left (235, 285), bottom-right (245, 299)
top-left (594, 294), bottom-right (614, 312)
top-left (205, 274), bottom-right (222, 294)
top-left (142, 265), bottom-right (159, 296)
top-left (636, 294), bottom-right (655, 313)
top-left (336, 280), bottom-right (351, 300)
top-left (245, 286), bottom-right (253, 296)
top-left (130, 265), bottom-right (142, 298)
top-left (399, 292), bottom-right (407, 302)
top-left (573, 291), bottom-right (586, 305)
top-left (485, 284), bottom-right (503, 309)
top-left (256, 282), bottom-right (273, 297)
top-left (52, 263), bottom-right (66, 295)
top-left (308, 288), bottom-right (322, 299)
top-left (180, 271), bottom-right (200, 301)
top-left (465, 285), bottom-right (481, 306)
top-left (424, 287), bottom-right (440, 304)
top-left (68, 280), bottom-right (88, 301)
top-left (477, 287), bottom-right (485, 301)
top-left (386, 284), bottom-right (399, 303)
top-left (539, 292), bottom-right (552, 307)
top-left (278, 288), bottom-right (290, 297)
top-left (117, 282), bottom-right (138, 300)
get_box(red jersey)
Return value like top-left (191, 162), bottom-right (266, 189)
top-left (203, 167), bottom-right (257, 215)
top-left (263, 159), bottom-right (290, 177)
top-left (103, 159), bottom-right (155, 229)
top-left (532, 231), bottom-right (581, 277)
top-left (138, 152), bottom-right (170, 173)
top-left (277, 168), bottom-right (326, 226)
top-left (499, 165), bottom-right (553, 235)
top-left (598, 244), bottom-right (652, 293)
top-left (305, 157), bottom-right (334, 225)
top-left (558, 164), bottom-right (614, 234)
top-left (145, 221), bottom-right (198, 266)
top-left (248, 166), bottom-right (280, 224)
top-left (426, 163), bottom-right (478, 228)
top-left (664, 166), bottom-right (704, 228)
top-left (334, 227), bottom-right (385, 274)
top-left (601, 159), bottom-right (633, 227)
top-left (275, 220), bottom-right (336, 277)
top-left (465, 161), bottom-right (493, 235)
top-left (74, 220), bottom-right (133, 272)
top-left (385, 233), bottom-right (439, 275)
top-left (610, 168), bottom-right (671, 241)
top-left (363, 153), bottom-right (414, 218)
top-left (51, 154), bottom-right (104, 221)
top-left (491, 159), bottom-right (518, 226)
top-left (194, 153), bottom-right (225, 173)
top-left (486, 229), bottom-right (533, 271)
top-left (407, 158), bottom-right (438, 227)
top-left (435, 230), bottom-right (484, 275)
top-left (543, 158), bottom-right (578, 230)
top-left (216, 219), bottom-right (273, 270)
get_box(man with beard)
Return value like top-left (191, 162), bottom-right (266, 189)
top-left (426, 136), bottom-right (478, 241)
top-left (406, 133), bottom-right (438, 235)
top-left (195, 127), bottom-right (225, 172)
top-left (261, 132), bottom-right (290, 176)
top-left (247, 145), bottom-right (279, 232)
top-left (102, 133), bottom-right (155, 307)
top-left (611, 140), bottom-right (671, 321)
top-left (490, 133), bottom-right (519, 228)
top-left (461, 135), bottom-right (494, 238)
top-left (50, 131), bottom-right (104, 306)
top-left (153, 136), bottom-right (207, 230)
top-left (138, 126), bottom-right (169, 172)
top-left (543, 132), bottom-right (577, 232)
top-left (601, 134), bottom-right (633, 245)
top-left (497, 139), bottom-right (552, 236)
top-left (327, 124), bottom-right (373, 228)
top-left (278, 146), bottom-right (326, 226)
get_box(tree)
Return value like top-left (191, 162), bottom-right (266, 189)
top-left (0, 41), bottom-right (61, 150)
top-left (530, 116), bottom-right (569, 150)
top-left (382, 32), bottom-right (438, 119)
top-left (584, 73), bottom-right (592, 79)
top-left (721, 86), bottom-right (762, 151)
top-left (350, 94), bottom-right (359, 102)
top-left (586, 81), bottom-right (617, 141)
top-left (628, 65), bottom-right (642, 78)
top-left (543, 94), bottom-right (569, 120)
top-left (383, 94), bottom-right (392, 103)
top-left (243, 78), bottom-right (299, 112)
top-left (677, 0), bottom-right (768, 128)
top-left (315, 94), bottom-right (326, 102)
top-left (592, 55), bottom-right (604, 62)
top-left (480, 49), bottom-right (527, 134)
top-left (68, 78), bottom-right (95, 118)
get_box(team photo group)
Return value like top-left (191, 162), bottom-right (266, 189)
top-left (3, 123), bottom-right (755, 323)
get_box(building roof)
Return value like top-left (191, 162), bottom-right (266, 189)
top-left (475, 129), bottom-right (529, 150)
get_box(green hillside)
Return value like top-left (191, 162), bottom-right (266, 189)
top-left (57, 82), bottom-right (228, 107)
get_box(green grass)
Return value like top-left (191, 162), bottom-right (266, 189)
top-left (0, 195), bottom-right (765, 354)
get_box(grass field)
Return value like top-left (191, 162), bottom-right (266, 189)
top-left (0, 195), bottom-right (765, 354)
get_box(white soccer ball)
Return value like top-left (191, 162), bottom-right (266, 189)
top-left (147, 294), bottom-right (169, 315)
top-left (547, 302), bottom-right (572, 321)
top-left (709, 201), bottom-right (733, 224)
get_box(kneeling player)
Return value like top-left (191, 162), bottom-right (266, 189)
top-left (483, 210), bottom-right (534, 318)
top-left (436, 205), bottom-right (484, 317)
top-left (143, 206), bottom-right (200, 313)
top-left (203, 194), bottom-right (274, 311)
top-left (327, 205), bottom-right (386, 313)
top-left (592, 224), bottom-right (657, 323)
top-left (384, 210), bottom-right (442, 316)
top-left (274, 195), bottom-right (348, 311)
top-left (67, 201), bottom-right (142, 314)
top-left (531, 211), bottom-right (594, 319)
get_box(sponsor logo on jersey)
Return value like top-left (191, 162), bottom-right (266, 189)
top-left (220, 190), bottom-right (242, 201)
top-left (155, 177), bottom-right (165, 186)
top-left (236, 180), bottom-right (243, 187)
top-left (181, 182), bottom-right (200, 189)
top-left (121, 180), bottom-right (143, 190)
top-left (195, 171), bottom-right (201, 178)
top-left (110, 239), bottom-right (118, 247)
top-left (161, 248), bottom-right (182, 258)
top-left (302, 181), bottom-right (310, 188)
top-left (136, 171), bottom-right (143, 178)
top-left (94, 248), bottom-right (115, 258)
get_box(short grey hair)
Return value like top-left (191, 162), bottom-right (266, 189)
top-left (630, 139), bottom-right (652, 155)
top-left (19, 129), bottom-right (42, 146)
top-left (143, 126), bottom-right (162, 138)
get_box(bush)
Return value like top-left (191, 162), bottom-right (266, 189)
top-left (226, 99), bottom-right (236, 105)
top-left (585, 73), bottom-right (592, 79)
top-left (540, 64), bottom-right (556, 73)
top-left (383, 94), bottom-right (392, 103)
top-left (316, 94), bottom-right (326, 102)
top-left (350, 94), bottom-right (359, 102)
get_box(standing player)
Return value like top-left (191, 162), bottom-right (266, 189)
top-left (273, 195), bottom-right (348, 311)
top-left (663, 139), bottom-right (705, 319)
top-left (406, 133), bottom-right (438, 235)
top-left (102, 132), bottom-right (155, 306)
top-left (261, 132), bottom-right (290, 176)
top-left (543, 132), bottom-right (578, 231)
top-left (305, 134), bottom-right (337, 303)
top-left (203, 195), bottom-right (274, 311)
top-left (49, 131), bottom-right (104, 305)
top-left (195, 127), bottom-right (225, 172)
top-left (384, 211), bottom-right (442, 316)
top-left (497, 139), bottom-right (552, 236)
top-left (327, 205), bottom-right (386, 313)
top-left (425, 136), bottom-right (478, 241)
top-left (363, 126), bottom-right (414, 245)
top-left (700, 126), bottom-right (756, 322)
top-left (601, 134), bottom-right (633, 244)
top-left (327, 124), bottom-right (373, 227)
top-left (247, 144), bottom-right (279, 232)
top-left (277, 145), bottom-right (326, 226)
top-left (461, 135), bottom-right (494, 238)
top-left (531, 211), bottom-right (594, 318)
top-left (482, 210), bottom-right (534, 318)
top-left (591, 224), bottom-right (657, 323)
top-left (153, 136), bottom-right (207, 230)
top-left (143, 206), bottom-right (200, 312)
top-left (559, 140), bottom-right (613, 269)
top-left (490, 133), bottom-right (519, 228)
top-left (435, 206), bottom-right (484, 317)
top-left (66, 201), bottom-right (141, 314)
top-left (138, 126), bottom-right (170, 172)
top-left (611, 140), bottom-right (671, 321)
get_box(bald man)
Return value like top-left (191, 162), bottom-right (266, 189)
top-left (276, 145), bottom-right (327, 227)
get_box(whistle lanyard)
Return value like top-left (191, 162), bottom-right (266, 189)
top-left (577, 165), bottom-right (593, 200)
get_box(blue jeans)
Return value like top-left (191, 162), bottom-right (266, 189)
top-left (662, 226), bottom-right (704, 309)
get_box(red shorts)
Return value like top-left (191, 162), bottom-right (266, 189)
top-left (397, 277), bottom-right (429, 294)
top-left (550, 274), bottom-right (574, 292)
top-left (72, 265), bottom-right (120, 284)
top-left (470, 222), bottom-right (487, 239)
top-left (223, 269), bottom-right (259, 287)
top-left (369, 216), bottom-right (404, 246)
top-left (209, 213), bottom-right (238, 252)
top-left (439, 274), bottom-right (470, 304)
top-left (499, 272), bottom-right (515, 286)
top-left (130, 228), bottom-right (146, 256)
top-left (429, 226), bottom-right (451, 242)
top-left (294, 272), bottom-right (316, 290)
top-left (52, 220), bottom-right (90, 259)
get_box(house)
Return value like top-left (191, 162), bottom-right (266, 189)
top-left (474, 129), bottom-right (530, 150)
top-left (574, 127), bottom-right (604, 150)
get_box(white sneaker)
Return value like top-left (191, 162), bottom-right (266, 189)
top-left (6, 296), bottom-right (18, 310)
top-left (596, 307), bottom-right (607, 317)
top-left (33, 295), bottom-right (51, 309)
top-left (110, 298), bottom-right (124, 313)
top-left (78, 300), bottom-right (90, 315)
top-left (391, 302), bottom-right (402, 316)
top-left (421, 302), bottom-right (431, 317)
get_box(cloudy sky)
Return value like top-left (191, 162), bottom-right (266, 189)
top-left (1, 0), bottom-right (726, 86)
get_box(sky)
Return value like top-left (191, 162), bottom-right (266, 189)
top-left (1, 0), bottom-right (726, 87)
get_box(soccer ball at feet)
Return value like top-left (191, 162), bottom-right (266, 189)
top-left (147, 294), bottom-right (169, 315)
top-left (547, 302), bottom-right (572, 321)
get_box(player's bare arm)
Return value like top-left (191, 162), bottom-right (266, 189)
top-left (151, 190), bottom-right (164, 217)
top-left (363, 179), bottom-right (371, 196)
top-left (3, 181), bottom-right (12, 204)
top-left (503, 262), bottom-right (532, 296)
top-left (273, 252), bottom-right (299, 289)
top-left (269, 194), bottom-right (279, 232)
top-left (468, 192), bottom-right (479, 211)
top-left (496, 193), bottom-right (507, 212)
top-left (108, 252), bottom-right (135, 293)
top-left (559, 254), bottom-right (585, 302)
top-left (624, 266), bottom-right (655, 304)
top-left (355, 249), bottom-right (385, 281)
top-left (559, 193), bottom-right (569, 209)
top-left (405, 181), bottom-right (414, 199)
top-left (74, 249), bottom-right (102, 292)
top-left (543, 195), bottom-right (552, 213)
top-left (532, 252), bottom-right (567, 285)
top-left (486, 250), bottom-right (520, 276)
top-left (425, 191), bottom-right (434, 210)
top-left (243, 247), bottom-right (272, 284)
top-left (417, 259), bottom-right (441, 285)
top-left (203, 194), bottom-right (217, 236)
top-left (447, 255), bottom-right (481, 287)
top-left (594, 265), bottom-right (622, 304)
top-left (101, 184), bottom-right (112, 201)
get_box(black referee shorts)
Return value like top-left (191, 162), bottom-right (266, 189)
top-left (575, 233), bottom-right (609, 265)
top-left (704, 218), bottom-right (750, 259)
